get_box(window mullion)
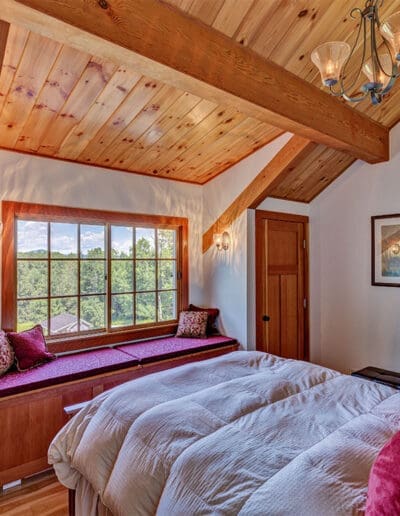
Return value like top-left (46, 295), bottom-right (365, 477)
top-left (133, 227), bottom-right (136, 326)
top-left (47, 221), bottom-right (50, 336)
top-left (107, 223), bottom-right (111, 332)
top-left (77, 224), bottom-right (81, 333)
top-left (155, 230), bottom-right (159, 323)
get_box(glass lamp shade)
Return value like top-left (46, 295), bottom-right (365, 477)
top-left (213, 231), bottom-right (230, 251)
top-left (213, 233), bottom-right (223, 251)
top-left (362, 54), bottom-right (393, 90)
top-left (311, 41), bottom-right (351, 87)
top-left (221, 231), bottom-right (230, 251)
top-left (380, 11), bottom-right (400, 61)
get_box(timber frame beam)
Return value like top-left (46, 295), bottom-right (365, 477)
top-left (2, 0), bottom-right (389, 164)
top-left (202, 136), bottom-right (317, 253)
top-left (0, 21), bottom-right (10, 72)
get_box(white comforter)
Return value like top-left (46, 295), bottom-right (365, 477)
top-left (48, 351), bottom-right (400, 516)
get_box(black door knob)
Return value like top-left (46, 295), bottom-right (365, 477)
top-left (262, 315), bottom-right (270, 322)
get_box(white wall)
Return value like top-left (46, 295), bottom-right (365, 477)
top-left (6, 122), bottom-right (399, 370)
top-left (0, 150), bottom-right (204, 305)
top-left (202, 133), bottom-right (309, 348)
top-left (310, 122), bottom-right (400, 373)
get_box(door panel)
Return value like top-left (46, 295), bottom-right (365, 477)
top-left (280, 274), bottom-right (298, 359)
top-left (268, 221), bottom-right (299, 268)
top-left (266, 274), bottom-right (280, 355)
top-left (256, 211), bottom-right (308, 360)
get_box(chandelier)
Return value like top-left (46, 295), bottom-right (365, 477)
top-left (311, 0), bottom-right (400, 105)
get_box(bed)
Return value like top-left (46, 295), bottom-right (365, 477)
top-left (48, 351), bottom-right (400, 515)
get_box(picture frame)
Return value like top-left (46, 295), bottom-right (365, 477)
top-left (372, 214), bottom-right (400, 287)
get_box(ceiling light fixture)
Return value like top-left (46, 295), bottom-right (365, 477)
top-left (311, 0), bottom-right (400, 105)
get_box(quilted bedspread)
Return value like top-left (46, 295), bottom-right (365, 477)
top-left (48, 351), bottom-right (400, 515)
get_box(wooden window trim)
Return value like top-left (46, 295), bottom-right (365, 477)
top-left (2, 201), bottom-right (189, 353)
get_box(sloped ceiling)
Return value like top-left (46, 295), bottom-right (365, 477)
top-left (0, 0), bottom-right (399, 200)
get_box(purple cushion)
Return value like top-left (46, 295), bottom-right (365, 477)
top-left (7, 325), bottom-right (55, 371)
top-left (0, 348), bottom-right (138, 397)
top-left (117, 335), bottom-right (237, 363)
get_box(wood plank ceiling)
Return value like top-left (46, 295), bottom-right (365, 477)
top-left (0, 0), bottom-right (399, 199)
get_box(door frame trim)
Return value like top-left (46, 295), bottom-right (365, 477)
top-left (255, 210), bottom-right (309, 360)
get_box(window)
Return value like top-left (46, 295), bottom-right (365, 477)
top-left (2, 202), bottom-right (188, 352)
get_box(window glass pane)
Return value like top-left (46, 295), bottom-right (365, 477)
top-left (136, 228), bottom-right (155, 258)
top-left (136, 292), bottom-right (156, 324)
top-left (81, 261), bottom-right (106, 294)
top-left (81, 295), bottom-right (106, 330)
top-left (81, 225), bottom-right (105, 258)
top-left (17, 221), bottom-right (48, 258)
top-left (111, 261), bottom-right (133, 293)
top-left (136, 260), bottom-right (156, 291)
top-left (158, 291), bottom-right (176, 321)
top-left (111, 226), bottom-right (133, 258)
top-left (51, 223), bottom-right (78, 258)
top-left (17, 261), bottom-right (48, 298)
top-left (158, 229), bottom-right (176, 259)
top-left (111, 294), bottom-right (133, 328)
top-left (158, 260), bottom-right (176, 290)
top-left (17, 299), bottom-right (48, 334)
top-left (51, 261), bottom-right (78, 296)
top-left (50, 297), bottom-right (78, 335)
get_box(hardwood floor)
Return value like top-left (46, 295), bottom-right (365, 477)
top-left (0, 471), bottom-right (68, 515)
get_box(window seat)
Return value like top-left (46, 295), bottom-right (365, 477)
top-left (0, 348), bottom-right (139, 398)
top-left (0, 334), bottom-right (238, 487)
top-left (0, 335), bottom-right (237, 398)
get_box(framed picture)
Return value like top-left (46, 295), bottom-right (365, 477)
top-left (372, 214), bottom-right (400, 286)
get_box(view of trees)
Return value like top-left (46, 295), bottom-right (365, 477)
top-left (17, 223), bottom-right (177, 335)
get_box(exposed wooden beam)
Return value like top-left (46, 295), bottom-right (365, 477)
top-left (2, 0), bottom-right (389, 164)
top-left (202, 136), bottom-right (317, 253)
top-left (0, 21), bottom-right (10, 71)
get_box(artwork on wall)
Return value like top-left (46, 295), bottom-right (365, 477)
top-left (372, 214), bottom-right (400, 287)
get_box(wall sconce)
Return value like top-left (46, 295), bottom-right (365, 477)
top-left (213, 231), bottom-right (230, 251)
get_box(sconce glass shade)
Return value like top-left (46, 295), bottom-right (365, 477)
top-left (221, 231), bottom-right (230, 251)
top-left (380, 11), bottom-right (400, 61)
top-left (213, 233), bottom-right (223, 251)
top-left (213, 231), bottom-right (230, 251)
top-left (362, 54), bottom-right (393, 90)
top-left (311, 41), bottom-right (351, 87)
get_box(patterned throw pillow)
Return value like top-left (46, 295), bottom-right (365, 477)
top-left (176, 311), bottom-right (208, 338)
top-left (7, 325), bottom-right (56, 372)
top-left (189, 304), bottom-right (220, 335)
top-left (0, 331), bottom-right (14, 376)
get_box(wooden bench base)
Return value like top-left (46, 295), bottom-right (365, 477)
top-left (0, 344), bottom-right (238, 487)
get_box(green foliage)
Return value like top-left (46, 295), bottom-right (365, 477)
top-left (16, 229), bottom-right (178, 334)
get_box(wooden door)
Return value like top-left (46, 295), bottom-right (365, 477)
top-left (255, 211), bottom-right (308, 360)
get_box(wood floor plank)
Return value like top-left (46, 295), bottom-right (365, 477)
top-left (0, 473), bottom-right (68, 516)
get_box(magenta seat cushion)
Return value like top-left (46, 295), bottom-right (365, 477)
top-left (365, 431), bottom-right (400, 515)
top-left (117, 335), bottom-right (237, 363)
top-left (7, 325), bottom-right (55, 371)
top-left (0, 348), bottom-right (138, 397)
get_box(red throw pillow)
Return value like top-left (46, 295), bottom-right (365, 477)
top-left (176, 311), bottom-right (208, 338)
top-left (189, 304), bottom-right (220, 335)
top-left (365, 431), bottom-right (400, 515)
top-left (7, 325), bottom-right (56, 371)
